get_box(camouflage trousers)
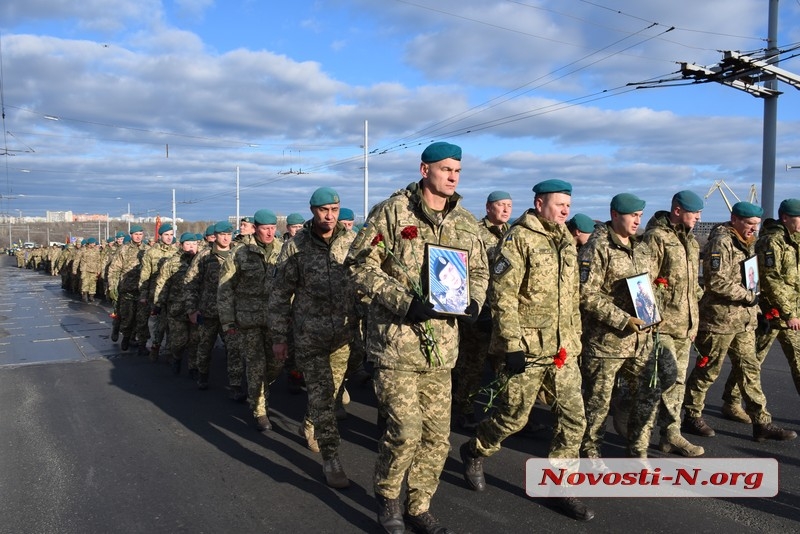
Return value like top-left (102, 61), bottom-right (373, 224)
top-left (373, 367), bottom-right (451, 516)
top-left (655, 335), bottom-right (691, 436)
top-left (684, 330), bottom-right (771, 424)
top-left (79, 272), bottom-right (100, 295)
top-left (150, 313), bottom-right (167, 347)
top-left (725, 327), bottom-right (800, 404)
top-left (453, 321), bottom-right (499, 417)
top-left (225, 326), bottom-right (244, 388)
top-left (119, 293), bottom-right (150, 343)
top-left (296, 342), bottom-right (349, 460)
top-left (195, 316), bottom-right (228, 375)
top-left (238, 327), bottom-right (283, 418)
top-left (134, 300), bottom-right (152, 347)
top-left (166, 315), bottom-right (198, 366)
top-left (475, 358), bottom-right (586, 459)
top-left (580, 353), bottom-right (646, 457)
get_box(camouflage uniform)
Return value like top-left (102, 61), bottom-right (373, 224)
top-left (470, 210), bottom-right (585, 459)
top-left (346, 182), bottom-right (488, 516)
top-left (683, 223), bottom-right (771, 424)
top-left (108, 240), bottom-right (149, 346)
top-left (453, 216), bottom-right (507, 421)
top-left (578, 222), bottom-right (656, 457)
top-left (219, 235), bottom-right (283, 420)
top-left (139, 241), bottom-right (178, 350)
top-left (268, 222), bottom-right (356, 460)
top-left (73, 245), bottom-right (103, 300)
top-left (153, 250), bottom-right (198, 370)
top-left (642, 211), bottom-right (702, 442)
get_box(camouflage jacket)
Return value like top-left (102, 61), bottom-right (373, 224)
top-left (139, 242), bottom-right (178, 302)
top-left (218, 237), bottom-right (282, 330)
top-left (642, 210), bottom-right (703, 339)
top-left (698, 223), bottom-right (758, 334)
top-left (268, 222), bottom-right (355, 349)
top-left (478, 216), bottom-right (508, 266)
top-left (490, 209), bottom-right (582, 359)
top-left (183, 244), bottom-right (233, 319)
top-left (153, 251), bottom-right (195, 318)
top-left (74, 246), bottom-right (103, 275)
top-left (346, 181), bottom-right (489, 371)
top-left (756, 218), bottom-right (800, 326)
top-left (579, 222), bottom-right (653, 358)
top-left (108, 242), bottom-right (148, 295)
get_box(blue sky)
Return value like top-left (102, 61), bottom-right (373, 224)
top-left (1, 0), bottom-right (800, 224)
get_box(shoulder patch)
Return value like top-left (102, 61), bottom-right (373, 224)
top-left (493, 255), bottom-right (512, 277)
top-left (709, 252), bottom-right (721, 271)
top-left (579, 259), bottom-right (591, 283)
top-left (764, 249), bottom-right (775, 269)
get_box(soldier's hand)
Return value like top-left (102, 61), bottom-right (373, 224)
top-left (406, 295), bottom-right (438, 323)
top-left (744, 290), bottom-right (759, 307)
top-left (505, 351), bottom-right (527, 375)
top-left (460, 300), bottom-right (480, 324)
top-left (273, 343), bottom-right (288, 362)
top-left (788, 318), bottom-right (800, 331)
top-left (626, 317), bottom-right (646, 332)
top-left (108, 289), bottom-right (118, 302)
top-left (188, 311), bottom-right (200, 325)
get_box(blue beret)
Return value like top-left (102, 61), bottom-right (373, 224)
top-left (732, 201), bottom-right (763, 218)
top-left (204, 224), bottom-right (216, 236)
top-left (123, 235), bottom-right (131, 243)
top-left (310, 187), bottom-right (340, 207)
top-left (568, 213), bottom-right (596, 234)
top-left (778, 198), bottom-right (800, 217)
top-left (421, 141), bottom-right (462, 163)
top-left (159, 223), bottom-right (173, 234)
top-left (673, 190), bottom-right (704, 212)
top-left (214, 220), bottom-right (234, 233)
top-left (240, 216), bottom-right (254, 224)
top-left (106, 236), bottom-right (115, 243)
top-left (179, 232), bottom-right (198, 243)
top-left (129, 224), bottom-right (144, 234)
top-left (339, 208), bottom-right (355, 221)
top-left (533, 179), bottom-right (572, 195)
top-left (253, 209), bottom-right (278, 225)
top-left (115, 230), bottom-right (126, 238)
top-left (86, 237), bottom-right (97, 245)
top-left (195, 233), bottom-right (204, 241)
top-left (487, 190), bottom-right (512, 203)
top-left (610, 193), bottom-right (646, 214)
top-left (286, 213), bottom-right (305, 225)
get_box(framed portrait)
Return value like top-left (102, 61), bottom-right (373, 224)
top-left (426, 244), bottom-right (470, 316)
top-left (742, 255), bottom-right (760, 294)
top-left (625, 273), bottom-right (661, 329)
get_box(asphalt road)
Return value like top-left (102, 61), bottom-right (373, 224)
top-left (1, 257), bottom-right (799, 533)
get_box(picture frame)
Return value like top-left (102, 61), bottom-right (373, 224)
top-left (742, 255), bottom-right (760, 294)
top-left (625, 273), bottom-right (661, 329)
top-left (426, 244), bottom-right (470, 316)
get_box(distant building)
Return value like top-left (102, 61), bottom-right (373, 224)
top-left (73, 213), bottom-right (109, 222)
top-left (46, 211), bottom-right (74, 222)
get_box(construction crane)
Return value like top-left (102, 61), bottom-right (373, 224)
top-left (704, 180), bottom-right (758, 213)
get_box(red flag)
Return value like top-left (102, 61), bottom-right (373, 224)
top-left (155, 215), bottom-right (161, 238)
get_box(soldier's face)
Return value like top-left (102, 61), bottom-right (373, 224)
top-left (611, 210), bottom-right (642, 238)
top-left (421, 158), bottom-right (461, 199)
top-left (181, 241), bottom-right (198, 254)
top-left (160, 231), bottom-right (174, 245)
top-left (215, 232), bottom-right (232, 249)
top-left (486, 199), bottom-right (512, 225)
top-left (340, 220), bottom-right (354, 231)
top-left (781, 213), bottom-right (800, 234)
top-left (131, 231), bottom-right (144, 244)
top-left (206, 235), bottom-right (216, 243)
top-left (240, 221), bottom-right (255, 235)
top-left (286, 224), bottom-right (303, 237)
top-left (437, 261), bottom-right (464, 290)
top-left (536, 193), bottom-right (571, 225)
top-left (731, 215), bottom-right (761, 239)
top-left (311, 204), bottom-right (339, 236)
top-left (573, 230), bottom-right (590, 246)
top-left (675, 208), bottom-right (702, 230)
top-left (255, 224), bottom-right (277, 244)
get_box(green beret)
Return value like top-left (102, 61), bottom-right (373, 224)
top-left (339, 208), bottom-right (355, 221)
top-left (129, 224), bottom-right (144, 234)
top-left (610, 193), bottom-right (646, 214)
top-left (214, 221), bottom-right (234, 234)
top-left (778, 198), bottom-right (800, 217)
top-left (487, 190), bottom-right (512, 203)
top-left (240, 216), bottom-right (254, 224)
top-left (159, 223), bottom-right (173, 234)
top-left (732, 201), bottom-right (763, 218)
top-left (310, 187), bottom-right (340, 207)
top-left (123, 235), bottom-right (131, 244)
top-left (205, 224), bottom-right (216, 236)
top-left (253, 209), bottom-right (277, 225)
top-left (86, 237), bottom-right (97, 245)
top-left (195, 233), bottom-right (204, 241)
top-left (115, 231), bottom-right (126, 238)
top-left (106, 237), bottom-right (115, 243)
top-left (421, 141), bottom-right (462, 163)
top-left (286, 213), bottom-right (305, 225)
top-left (179, 232), bottom-right (198, 243)
top-left (673, 190), bottom-right (704, 212)
top-left (568, 213), bottom-right (596, 234)
top-left (533, 179), bottom-right (572, 195)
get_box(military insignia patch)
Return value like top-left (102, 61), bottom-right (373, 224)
top-left (493, 256), bottom-right (512, 276)
top-left (765, 250), bottom-right (775, 268)
top-left (579, 260), bottom-right (591, 283)
top-left (710, 252), bottom-right (721, 271)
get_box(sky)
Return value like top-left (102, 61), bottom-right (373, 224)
top-left (1, 0), bottom-right (800, 224)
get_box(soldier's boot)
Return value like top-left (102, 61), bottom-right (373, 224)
top-left (322, 453), bottom-right (350, 489)
top-left (681, 416), bottom-right (715, 437)
top-left (229, 385), bottom-right (247, 403)
top-left (403, 511), bottom-right (454, 534)
top-left (149, 344), bottom-right (160, 362)
top-left (171, 358), bottom-right (182, 375)
top-left (121, 336), bottom-right (131, 352)
top-left (554, 497), bottom-right (596, 522)
top-left (298, 421), bottom-right (320, 453)
top-left (754, 423), bottom-right (798, 442)
top-left (460, 441), bottom-right (486, 492)
top-left (111, 320), bottom-right (121, 343)
top-left (87, 293), bottom-right (95, 302)
top-left (659, 431), bottom-right (705, 457)
top-left (81, 292), bottom-right (89, 303)
top-left (254, 413), bottom-right (272, 432)
top-left (137, 343), bottom-right (149, 357)
top-left (722, 403), bottom-right (752, 424)
top-left (376, 494), bottom-right (405, 534)
top-left (197, 373), bottom-right (209, 390)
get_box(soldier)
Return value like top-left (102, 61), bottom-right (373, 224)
top-left (219, 209), bottom-right (284, 430)
top-left (453, 190), bottom-right (512, 430)
top-left (283, 212), bottom-right (305, 239)
top-left (184, 221), bottom-right (235, 390)
top-left (269, 187), bottom-right (356, 489)
top-left (201, 224), bottom-right (216, 249)
top-left (640, 191), bottom-right (705, 457)
top-left (579, 193), bottom-right (658, 458)
top-left (153, 232), bottom-right (199, 375)
top-left (73, 237), bottom-right (103, 302)
top-left (682, 202), bottom-right (796, 442)
top-left (281, 211), bottom-right (306, 395)
top-left (339, 208), bottom-right (356, 231)
top-left (108, 226), bottom-right (149, 351)
top-left (237, 216), bottom-right (255, 240)
top-left (346, 142), bottom-right (488, 534)
top-left (459, 180), bottom-right (593, 521)
top-left (567, 213), bottom-right (596, 249)
top-left (138, 223), bottom-right (177, 359)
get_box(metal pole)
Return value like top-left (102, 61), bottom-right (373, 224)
top-left (364, 120), bottom-right (368, 223)
top-left (172, 189), bottom-right (177, 236)
top-left (761, 0), bottom-right (779, 218)
top-left (236, 166), bottom-right (240, 226)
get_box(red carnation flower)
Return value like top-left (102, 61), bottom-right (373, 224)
top-left (401, 226), bottom-right (418, 240)
top-left (697, 355), bottom-right (710, 368)
top-left (553, 347), bottom-right (567, 369)
top-left (765, 308), bottom-right (780, 320)
top-left (654, 277), bottom-right (669, 288)
top-left (371, 233), bottom-right (384, 247)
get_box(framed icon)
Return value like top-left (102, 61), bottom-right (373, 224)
top-left (426, 244), bottom-right (469, 315)
top-left (625, 273), bottom-right (661, 328)
top-left (742, 255), bottom-right (760, 294)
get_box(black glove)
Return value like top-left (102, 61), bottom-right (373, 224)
top-left (406, 295), bottom-right (438, 323)
top-left (745, 291), bottom-right (759, 307)
top-left (505, 351), bottom-right (527, 375)
top-left (460, 300), bottom-right (480, 324)
top-left (757, 313), bottom-right (772, 336)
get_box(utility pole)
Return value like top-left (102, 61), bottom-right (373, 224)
top-left (364, 120), bottom-right (369, 224)
top-left (761, 0), bottom-right (779, 218)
